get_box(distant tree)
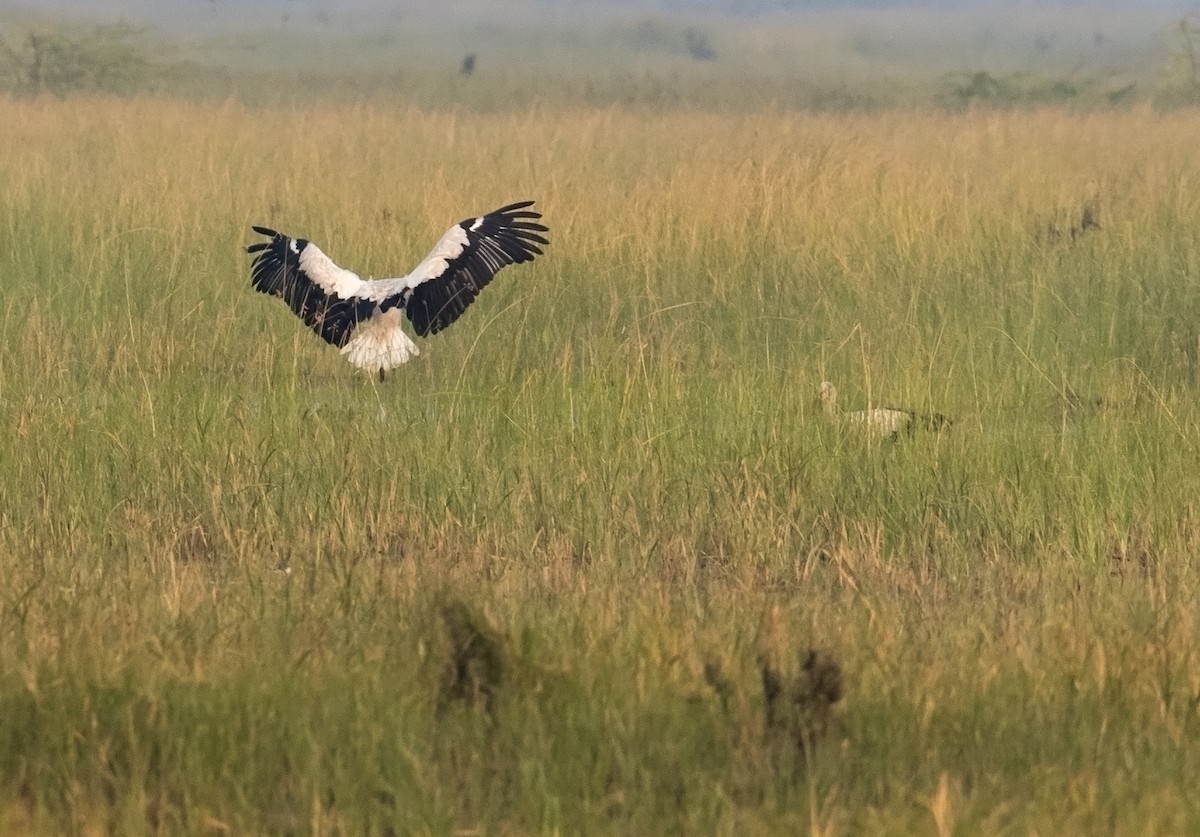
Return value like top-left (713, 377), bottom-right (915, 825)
top-left (0, 23), bottom-right (152, 95)
top-left (1157, 16), bottom-right (1200, 106)
top-left (1174, 17), bottom-right (1200, 95)
top-left (684, 29), bottom-right (717, 61)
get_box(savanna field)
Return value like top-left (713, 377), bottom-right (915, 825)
top-left (3, 90), bottom-right (1200, 834)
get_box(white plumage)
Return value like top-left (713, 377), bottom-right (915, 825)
top-left (818, 381), bottom-right (950, 439)
top-left (247, 201), bottom-right (548, 379)
top-left (340, 307), bottom-right (418, 371)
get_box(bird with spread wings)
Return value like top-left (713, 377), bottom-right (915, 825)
top-left (246, 201), bottom-right (548, 379)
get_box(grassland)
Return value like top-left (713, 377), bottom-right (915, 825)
top-left (1, 95), bottom-right (1200, 834)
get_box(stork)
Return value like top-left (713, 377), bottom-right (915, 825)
top-left (246, 201), bottom-right (548, 379)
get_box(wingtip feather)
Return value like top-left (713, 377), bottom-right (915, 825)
top-left (494, 199), bottom-right (536, 214)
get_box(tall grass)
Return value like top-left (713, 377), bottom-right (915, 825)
top-left (1, 96), bottom-right (1200, 833)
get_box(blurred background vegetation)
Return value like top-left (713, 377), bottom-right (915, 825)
top-left (2, 0), bottom-right (1200, 108)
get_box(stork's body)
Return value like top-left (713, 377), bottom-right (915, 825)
top-left (246, 201), bottom-right (548, 378)
top-left (818, 381), bottom-right (950, 439)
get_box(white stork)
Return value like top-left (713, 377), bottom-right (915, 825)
top-left (818, 381), bottom-right (950, 439)
top-left (246, 201), bottom-right (548, 379)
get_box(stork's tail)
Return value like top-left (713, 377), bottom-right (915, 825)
top-left (340, 309), bottom-right (420, 375)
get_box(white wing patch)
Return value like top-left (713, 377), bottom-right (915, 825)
top-left (355, 223), bottom-right (471, 303)
top-left (298, 242), bottom-right (365, 298)
top-left (406, 224), bottom-right (471, 284)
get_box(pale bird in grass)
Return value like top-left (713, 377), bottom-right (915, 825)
top-left (818, 381), bottom-right (950, 439)
top-left (246, 201), bottom-right (548, 380)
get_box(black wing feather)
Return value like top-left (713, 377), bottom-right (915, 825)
top-left (405, 201), bottom-right (549, 337)
top-left (246, 228), bottom-right (376, 348)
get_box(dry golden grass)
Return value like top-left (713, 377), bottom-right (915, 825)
top-left (1, 96), bottom-right (1200, 833)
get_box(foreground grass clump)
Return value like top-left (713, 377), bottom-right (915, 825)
top-left (1, 96), bottom-right (1200, 833)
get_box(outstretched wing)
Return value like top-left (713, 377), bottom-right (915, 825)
top-left (247, 226), bottom-right (377, 348)
top-left (362, 201), bottom-right (549, 337)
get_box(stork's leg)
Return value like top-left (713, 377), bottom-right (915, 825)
top-left (379, 368), bottom-right (386, 383)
